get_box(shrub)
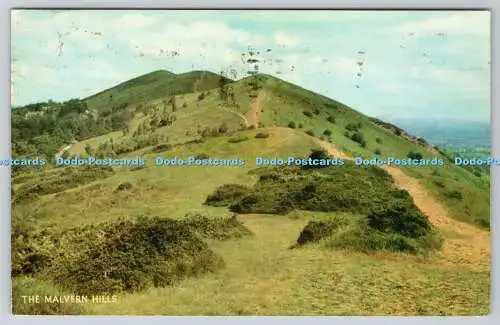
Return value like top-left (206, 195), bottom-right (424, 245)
top-left (407, 151), bottom-right (424, 160)
top-left (374, 149), bottom-right (381, 155)
top-left (288, 121), bottom-right (296, 129)
top-left (375, 137), bottom-right (382, 144)
top-left (181, 213), bottom-right (252, 240)
top-left (198, 92), bottom-right (206, 101)
top-left (195, 153), bottom-right (210, 160)
top-left (345, 123), bottom-right (359, 132)
top-left (313, 108), bottom-right (320, 115)
top-left (296, 220), bottom-right (339, 245)
top-left (433, 180), bottom-right (445, 188)
top-left (259, 172), bottom-right (285, 182)
top-left (305, 130), bottom-right (315, 137)
top-left (417, 137), bottom-right (428, 145)
top-left (309, 148), bottom-right (330, 161)
top-left (367, 201), bottom-right (432, 238)
top-left (350, 132), bottom-right (365, 145)
top-left (152, 143), bottom-right (172, 153)
top-left (49, 217), bottom-right (224, 294)
top-left (327, 116), bottom-right (336, 123)
top-left (325, 225), bottom-right (442, 254)
top-left (475, 218), bottom-right (490, 229)
top-left (205, 184), bottom-right (252, 207)
top-left (444, 190), bottom-right (463, 200)
top-left (229, 195), bottom-right (259, 213)
top-left (323, 129), bottom-right (332, 136)
top-left (218, 123), bottom-right (229, 134)
top-left (303, 111), bottom-right (313, 118)
top-left (115, 182), bottom-right (133, 193)
top-left (255, 132), bottom-right (269, 139)
top-left (228, 136), bottom-right (249, 143)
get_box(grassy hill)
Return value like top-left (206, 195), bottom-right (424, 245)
top-left (67, 72), bottom-right (490, 229)
top-left (85, 70), bottom-right (231, 114)
top-left (11, 70), bottom-right (490, 316)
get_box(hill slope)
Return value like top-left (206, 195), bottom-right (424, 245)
top-left (84, 70), bottom-right (232, 115)
top-left (11, 69), bottom-right (490, 316)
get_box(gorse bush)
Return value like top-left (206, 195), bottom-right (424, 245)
top-left (303, 111), bottom-right (313, 118)
top-left (228, 135), bottom-right (249, 143)
top-left (296, 220), bottom-right (339, 245)
top-left (204, 184), bottom-right (252, 207)
top-left (367, 201), bottom-right (432, 238)
top-left (49, 217), bottom-right (225, 295)
top-left (12, 212), bottom-right (253, 295)
top-left (208, 160), bottom-right (399, 216)
top-left (208, 158), bottom-right (443, 255)
top-left (444, 190), bottom-right (463, 200)
top-left (255, 132), bottom-right (270, 139)
top-left (294, 203), bottom-right (441, 254)
top-left (408, 151), bottom-right (424, 160)
top-left (115, 182), bottom-right (133, 192)
top-left (181, 213), bottom-right (253, 240)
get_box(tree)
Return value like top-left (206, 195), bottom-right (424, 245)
top-left (122, 125), bottom-right (130, 136)
top-left (84, 144), bottom-right (94, 156)
top-left (31, 134), bottom-right (59, 158)
top-left (218, 70), bottom-right (230, 101)
top-left (171, 96), bottom-right (177, 112)
top-left (111, 111), bottom-right (132, 131)
top-left (407, 151), bottom-right (423, 160)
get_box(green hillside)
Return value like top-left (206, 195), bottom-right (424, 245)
top-left (11, 70), bottom-right (490, 316)
top-left (85, 69), bottom-right (232, 116)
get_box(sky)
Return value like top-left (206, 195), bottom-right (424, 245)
top-left (11, 10), bottom-right (491, 122)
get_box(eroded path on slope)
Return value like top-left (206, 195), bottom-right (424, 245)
top-left (245, 90), bottom-right (266, 128)
top-left (313, 137), bottom-right (490, 269)
top-left (219, 90), bottom-right (266, 129)
top-left (220, 106), bottom-right (249, 127)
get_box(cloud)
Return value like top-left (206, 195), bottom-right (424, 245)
top-left (9, 10), bottom-right (491, 122)
top-left (114, 13), bottom-right (158, 29)
top-left (273, 32), bottom-right (300, 47)
top-left (384, 12), bottom-right (490, 37)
